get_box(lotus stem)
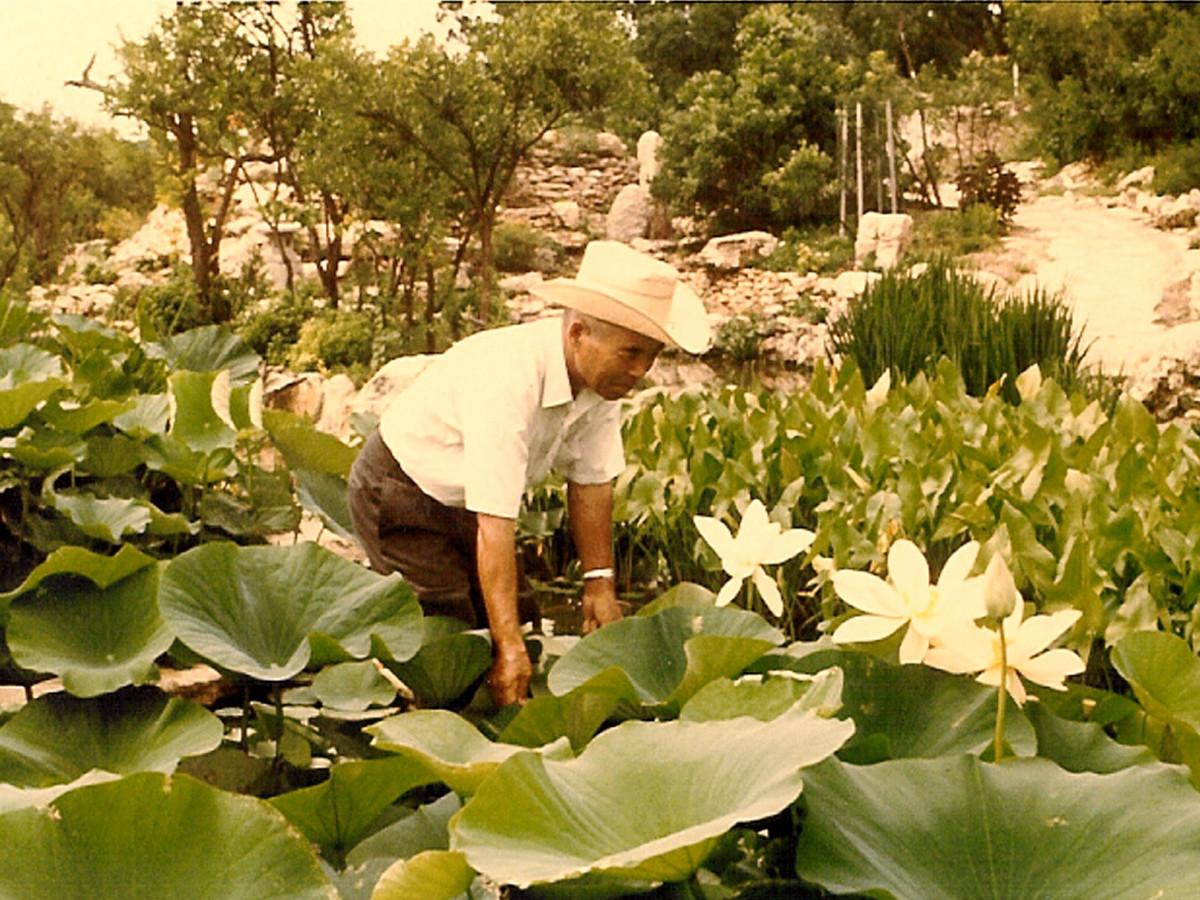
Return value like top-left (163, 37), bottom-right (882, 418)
top-left (994, 628), bottom-right (1008, 763)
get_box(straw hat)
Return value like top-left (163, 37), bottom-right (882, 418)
top-left (531, 241), bottom-right (712, 354)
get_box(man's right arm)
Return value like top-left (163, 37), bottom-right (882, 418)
top-left (475, 512), bottom-right (532, 707)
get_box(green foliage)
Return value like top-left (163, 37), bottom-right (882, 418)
top-left (654, 7), bottom-right (845, 234)
top-left (120, 269), bottom-right (204, 338)
top-left (236, 291), bottom-right (316, 368)
top-left (1150, 139), bottom-right (1200, 196)
top-left (956, 151), bottom-right (1022, 222)
top-left (712, 313), bottom-right (767, 363)
top-left (491, 222), bottom-right (560, 274)
top-left (287, 309), bottom-right (374, 379)
top-left (827, 259), bottom-right (1091, 401)
top-left (1011, 4), bottom-right (1200, 166)
top-left (909, 204), bottom-right (1004, 259)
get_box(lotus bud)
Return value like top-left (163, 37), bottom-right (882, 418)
top-left (980, 554), bottom-right (1018, 624)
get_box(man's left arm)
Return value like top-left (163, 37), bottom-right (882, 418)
top-left (568, 479), bottom-right (622, 633)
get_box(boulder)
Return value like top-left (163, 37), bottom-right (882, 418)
top-left (595, 131), bottom-right (627, 159)
top-left (1116, 166), bottom-right (1156, 192)
top-left (346, 356), bottom-right (437, 432)
top-left (854, 212), bottom-right (914, 270)
top-left (108, 203), bottom-right (189, 269)
top-left (606, 184), bottom-right (653, 242)
top-left (551, 200), bottom-right (582, 229)
top-left (698, 231), bottom-right (780, 270)
top-left (636, 131), bottom-right (662, 187)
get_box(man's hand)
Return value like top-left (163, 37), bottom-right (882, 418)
top-left (488, 639), bottom-right (533, 708)
top-left (582, 580), bottom-right (622, 634)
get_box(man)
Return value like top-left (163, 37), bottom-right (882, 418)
top-left (347, 240), bottom-right (711, 707)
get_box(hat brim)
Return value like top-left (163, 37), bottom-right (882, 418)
top-left (531, 278), bottom-right (712, 354)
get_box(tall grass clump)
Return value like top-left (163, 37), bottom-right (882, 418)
top-left (827, 259), bottom-right (1100, 404)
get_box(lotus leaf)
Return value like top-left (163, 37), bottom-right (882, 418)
top-left (680, 667), bottom-right (843, 723)
top-left (167, 369), bottom-right (237, 453)
top-left (149, 324), bottom-right (262, 384)
top-left (0, 770), bottom-right (120, 815)
top-left (270, 756), bottom-right (437, 866)
top-left (371, 850), bottom-right (477, 900)
top-left (83, 432), bottom-right (144, 476)
top-left (499, 667), bottom-right (642, 752)
top-left (143, 432), bottom-right (236, 485)
top-left (382, 618), bottom-right (492, 708)
top-left (449, 704), bottom-right (854, 889)
top-left (1025, 701), bottom-right (1157, 774)
top-left (112, 392), bottom-right (170, 436)
top-left (312, 660), bottom-right (397, 711)
top-left (158, 541), bottom-right (422, 682)
top-left (0, 543), bottom-right (154, 602)
top-left (794, 755), bottom-right (1200, 899)
top-left (0, 688), bottom-right (222, 787)
top-left (42, 489), bottom-right (153, 544)
top-left (264, 407), bottom-right (359, 478)
top-left (328, 793), bottom-right (462, 900)
top-left (369, 709), bottom-right (561, 795)
top-left (39, 397), bottom-right (134, 433)
top-left (295, 468), bottom-right (357, 541)
top-left (7, 563), bottom-right (172, 697)
top-left (1111, 629), bottom-right (1200, 733)
top-left (756, 647), bottom-right (1036, 761)
top-left (547, 606), bottom-right (784, 710)
top-left (0, 378), bottom-right (64, 431)
top-left (0, 772), bottom-right (338, 899)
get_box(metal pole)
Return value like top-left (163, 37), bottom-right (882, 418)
top-left (839, 106), bottom-right (848, 237)
top-left (855, 101), bottom-right (864, 224)
top-left (886, 99), bottom-right (898, 213)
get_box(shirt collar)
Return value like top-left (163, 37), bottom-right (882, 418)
top-left (542, 317), bottom-right (575, 409)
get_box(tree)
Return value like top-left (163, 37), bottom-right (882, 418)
top-left (365, 4), bottom-right (647, 323)
top-left (71, 4), bottom-right (272, 322)
top-left (653, 6), bottom-right (848, 233)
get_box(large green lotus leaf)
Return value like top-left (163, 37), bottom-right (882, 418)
top-left (270, 756), bottom-right (437, 866)
top-left (149, 324), bottom-right (262, 385)
top-left (1111, 629), bottom-right (1200, 733)
top-left (112, 392), bottom-right (170, 436)
top-left (1, 428), bottom-right (84, 471)
top-left (0, 543), bottom-right (154, 602)
top-left (143, 432), bottom-right (236, 486)
top-left (168, 369), bottom-right (237, 454)
top-left (451, 705), bottom-right (853, 889)
top-left (1025, 701), bottom-right (1157, 774)
top-left (547, 606), bottom-right (784, 710)
top-left (83, 432), bottom-right (145, 477)
top-left (39, 398), bottom-right (135, 434)
top-left (500, 667), bottom-right (643, 752)
top-left (680, 667), bottom-right (844, 723)
top-left (295, 468), bottom-right (358, 541)
top-left (371, 850), bottom-right (476, 900)
top-left (0, 770), bottom-right (120, 815)
top-left (794, 755), bottom-right (1200, 900)
top-left (42, 490), bottom-right (154, 544)
top-left (368, 709), bottom-right (561, 795)
top-left (0, 378), bottom-right (64, 430)
top-left (158, 541), bottom-right (422, 682)
top-left (756, 648), bottom-right (1036, 761)
top-left (311, 661), bottom-right (397, 711)
top-left (264, 407), bottom-right (359, 478)
top-left (8, 564), bottom-right (172, 697)
top-left (634, 582), bottom-right (717, 618)
top-left (0, 772), bottom-right (338, 899)
top-left (382, 618), bottom-right (492, 708)
top-left (0, 688), bottom-right (222, 788)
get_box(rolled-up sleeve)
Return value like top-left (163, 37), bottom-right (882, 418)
top-left (561, 403), bottom-right (625, 485)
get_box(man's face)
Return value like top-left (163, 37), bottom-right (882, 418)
top-left (566, 318), bottom-right (664, 401)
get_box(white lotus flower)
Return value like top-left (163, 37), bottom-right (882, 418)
top-left (923, 602), bottom-right (1086, 705)
top-left (831, 540), bottom-right (983, 664)
top-left (693, 500), bottom-right (815, 616)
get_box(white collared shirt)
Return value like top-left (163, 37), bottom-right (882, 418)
top-left (378, 317), bottom-right (625, 519)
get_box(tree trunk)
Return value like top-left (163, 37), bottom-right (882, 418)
top-left (477, 215), bottom-right (493, 326)
top-left (176, 120), bottom-right (215, 315)
top-left (424, 263), bottom-right (436, 354)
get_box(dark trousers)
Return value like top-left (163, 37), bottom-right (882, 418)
top-left (347, 429), bottom-right (539, 628)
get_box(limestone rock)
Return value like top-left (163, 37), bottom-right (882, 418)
top-left (854, 212), bottom-right (914, 270)
top-left (606, 184), bottom-right (653, 242)
top-left (551, 200), bottom-right (582, 229)
top-left (636, 131), bottom-right (662, 188)
top-left (109, 203), bottom-right (189, 270)
top-left (1116, 166), bottom-right (1156, 192)
top-left (595, 131), bottom-right (627, 159)
top-left (346, 356), bottom-right (437, 433)
top-left (698, 231), bottom-right (780, 270)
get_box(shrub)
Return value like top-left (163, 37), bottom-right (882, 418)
top-left (287, 309), bottom-right (374, 379)
top-left (491, 222), bottom-right (560, 274)
top-left (827, 259), bottom-right (1097, 403)
top-left (237, 296), bottom-right (313, 368)
top-left (1150, 140), bottom-right (1200, 196)
top-left (121, 271), bottom-right (203, 338)
top-left (713, 313), bottom-right (767, 363)
top-left (956, 152), bottom-right (1022, 222)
